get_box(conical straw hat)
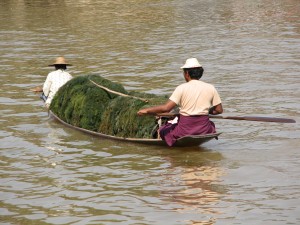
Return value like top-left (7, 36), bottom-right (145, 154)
top-left (48, 57), bottom-right (72, 66)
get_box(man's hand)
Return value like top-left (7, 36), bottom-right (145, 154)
top-left (30, 86), bottom-right (43, 92)
top-left (137, 109), bottom-right (148, 116)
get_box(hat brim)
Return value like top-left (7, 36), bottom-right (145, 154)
top-left (180, 66), bottom-right (202, 69)
top-left (48, 63), bottom-right (72, 66)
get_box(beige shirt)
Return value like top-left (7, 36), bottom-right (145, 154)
top-left (43, 69), bottom-right (72, 107)
top-left (169, 80), bottom-right (221, 116)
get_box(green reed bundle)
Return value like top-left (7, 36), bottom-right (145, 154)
top-left (50, 75), bottom-right (167, 138)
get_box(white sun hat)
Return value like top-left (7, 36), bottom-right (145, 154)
top-left (180, 58), bottom-right (202, 69)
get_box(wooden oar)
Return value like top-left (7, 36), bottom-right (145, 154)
top-left (157, 113), bottom-right (296, 123)
top-left (209, 115), bottom-right (296, 123)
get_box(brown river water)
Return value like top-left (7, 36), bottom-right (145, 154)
top-left (1, 0), bottom-right (300, 224)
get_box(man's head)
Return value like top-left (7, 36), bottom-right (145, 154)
top-left (183, 67), bottom-right (204, 80)
top-left (181, 58), bottom-right (204, 80)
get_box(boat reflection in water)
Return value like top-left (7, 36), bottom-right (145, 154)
top-left (159, 151), bottom-right (226, 225)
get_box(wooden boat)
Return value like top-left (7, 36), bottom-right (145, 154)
top-left (49, 111), bottom-right (221, 147)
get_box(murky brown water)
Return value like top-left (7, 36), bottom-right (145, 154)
top-left (1, 0), bottom-right (300, 224)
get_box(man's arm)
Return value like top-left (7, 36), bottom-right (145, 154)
top-left (137, 100), bottom-right (177, 116)
top-left (209, 103), bottom-right (223, 115)
top-left (30, 86), bottom-right (43, 92)
top-left (42, 76), bottom-right (52, 97)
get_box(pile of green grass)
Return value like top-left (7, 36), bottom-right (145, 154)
top-left (50, 75), bottom-right (168, 138)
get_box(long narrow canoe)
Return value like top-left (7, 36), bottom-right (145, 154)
top-left (49, 111), bottom-right (221, 147)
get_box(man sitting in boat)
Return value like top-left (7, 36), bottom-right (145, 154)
top-left (137, 58), bottom-right (223, 146)
top-left (42, 57), bottom-right (73, 108)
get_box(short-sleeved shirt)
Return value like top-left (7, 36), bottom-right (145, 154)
top-left (43, 69), bottom-right (72, 106)
top-left (169, 80), bottom-right (221, 116)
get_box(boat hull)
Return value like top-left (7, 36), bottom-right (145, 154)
top-left (49, 111), bottom-right (221, 147)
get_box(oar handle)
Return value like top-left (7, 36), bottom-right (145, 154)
top-left (157, 113), bottom-right (178, 117)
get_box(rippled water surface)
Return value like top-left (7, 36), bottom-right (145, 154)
top-left (1, 0), bottom-right (300, 224)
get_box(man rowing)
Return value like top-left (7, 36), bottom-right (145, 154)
top-left (137, 58), bottom-right (223, 146)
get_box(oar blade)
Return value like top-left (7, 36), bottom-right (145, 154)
top-left (238, 116), bottom-right (295, 123)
